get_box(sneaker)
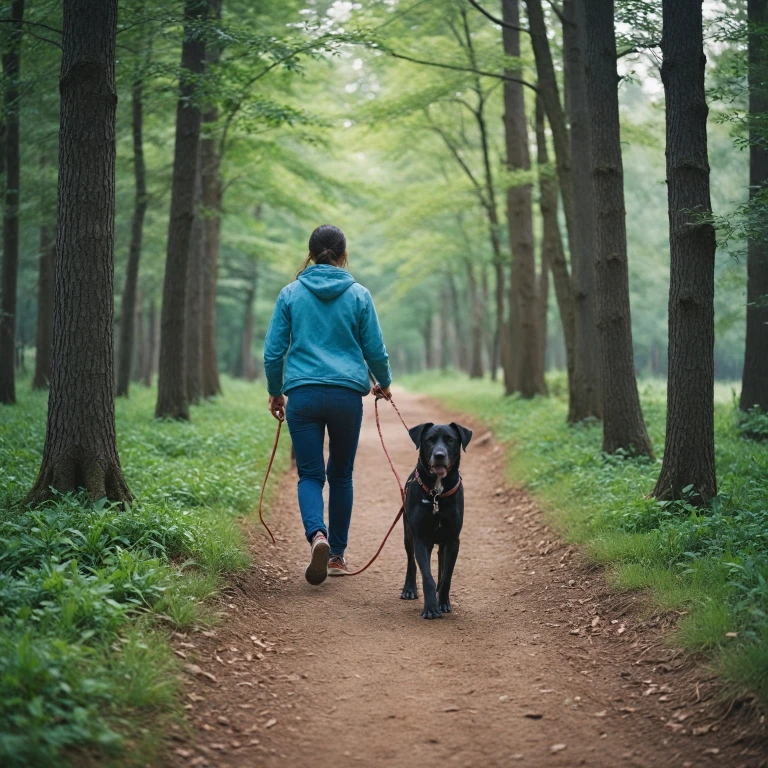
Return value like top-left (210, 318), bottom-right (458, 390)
top-left (327, 554), bottom-right (350, 576)
top-left (305, 532), bottom-right (330, 586)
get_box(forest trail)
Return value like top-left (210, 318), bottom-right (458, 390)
top-left (168, 390), bottom-right (765, 768)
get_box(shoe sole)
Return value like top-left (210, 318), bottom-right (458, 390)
top-left (305, 539), bottom-right (330, 586)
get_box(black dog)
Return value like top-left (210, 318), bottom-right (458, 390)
top-left (401, 422), bottom-right (472, 619)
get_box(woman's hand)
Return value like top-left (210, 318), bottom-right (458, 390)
top-left (372, 384), bottom-right (392, 400)
top-left (268, 395), bottom-right (286, 421)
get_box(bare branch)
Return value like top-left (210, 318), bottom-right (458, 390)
top-left (387, 50), bottom-right (538, 93)
top-left (465, 0), bottom-right (529, 33)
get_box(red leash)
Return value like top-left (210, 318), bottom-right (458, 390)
top-left (256, 386), bottom-right (410, 577)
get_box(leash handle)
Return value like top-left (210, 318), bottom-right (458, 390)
top-left (256, 415), bottom-right (283, 546)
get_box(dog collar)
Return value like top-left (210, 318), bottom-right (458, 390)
top-left (414, 469), bottom-right (462, 514)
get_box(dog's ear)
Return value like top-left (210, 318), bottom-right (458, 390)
top-left (450, 422), bottom-right (473, 452)
top-left (408, 422), bottom-right (433, 449)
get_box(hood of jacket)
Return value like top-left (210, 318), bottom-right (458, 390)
top-left (297, 264), bottom-right (357, 300)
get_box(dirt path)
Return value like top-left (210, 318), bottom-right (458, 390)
top-left (168, 390), bottom-right (766, 768)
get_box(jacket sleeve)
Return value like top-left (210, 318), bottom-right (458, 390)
top-left (263, 289), bottom-right (291, 396)
top-left (359, 291), bottom-right (392, 388)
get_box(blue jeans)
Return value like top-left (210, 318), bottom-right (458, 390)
top-left (285, 385), bottom-right (363, 555)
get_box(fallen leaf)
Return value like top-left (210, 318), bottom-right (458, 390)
top-left (217, 716), bottom-right (230, 726)
top-left (183, 664), bottom-right (217, 684)
top-left (265, 718), bottom-right (277, 729)
top-left (210, 743), bottom-right (226, 751)
top-left (551, 744), bottom-right (566, 753)
top-left (591, 616), bottom-right (601, 627)
top-left (186, 693), bottom-right (205, 703)
top-left (174, 748), bottom-right (193, 758)
top-left (594, 710), bottom-right (607, 717)
top-left (692, 724), bottom-right (712, 736)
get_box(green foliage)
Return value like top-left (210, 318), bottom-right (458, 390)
top-left (405, 371), bottom-right (768, 703)
top-left (0, 378), bottom-right (288, 766)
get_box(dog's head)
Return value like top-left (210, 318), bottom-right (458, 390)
top-left (408, 422), bottom-right (472, 478)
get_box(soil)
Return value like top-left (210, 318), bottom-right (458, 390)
top-left (165, 390), bottom-right (768, 768)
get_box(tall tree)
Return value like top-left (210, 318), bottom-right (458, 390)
top-left (32, 222), bottom-right (54, 390)
top-left (155, 0), bottom-right (207, 419)
top-left (652, 0), bottom-right (717, 502)
top-left (536, 95), bottom-right (576, 407)
top-left (0, 0), bottom-right (24, 404)
top-left (502, 0), bottom-right (543, 397)
top-left (524, 0), bottom-right (600, 422)
top-left (200, 0), bottom-right (223, 398)
top-left (116, 51), bottom-right (149, 398)
top-left (185, 169), bottom-right (203, 404)
top-left (584, 0), bottom-right (654, 458)
top-left (740, 0), bottom-right (768, 415)
top-left (562, 0), bottom-right (602, 419)
top-left (25, 0), bottom-right (131, 505)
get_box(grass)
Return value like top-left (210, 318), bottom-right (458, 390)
top-left (0, 376), bottom-right (288, 767)
top-left (403, 370), bottom-right (768, 702)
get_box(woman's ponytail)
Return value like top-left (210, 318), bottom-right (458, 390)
top-left (296, 225), bottom-right (348, 278)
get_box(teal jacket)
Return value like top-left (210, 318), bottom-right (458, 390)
top-left (263, 264), bottom-right (391, 396)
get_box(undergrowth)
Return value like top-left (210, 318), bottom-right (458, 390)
top-left (0, 377), bottom-right (287, 766)
top-left (403, 371), bottom-right (768, 703)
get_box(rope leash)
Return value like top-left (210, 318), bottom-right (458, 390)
top-left (255, 385), bottom-right (410, 577)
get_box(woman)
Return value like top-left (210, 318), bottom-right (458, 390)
top-left (264, 225), bottom-right (392, 586)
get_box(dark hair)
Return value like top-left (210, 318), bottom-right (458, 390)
top-left (297, 224), bottom-right (348, 276)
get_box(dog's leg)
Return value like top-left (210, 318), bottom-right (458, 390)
top-left (413, 538), bottom-right (441, 619)
top-left (436, 544), bottom-right (446, 593)
top-left (401, 517), bottom-right (418, 600)
top-left (437, 539), bottom-right (460, 614)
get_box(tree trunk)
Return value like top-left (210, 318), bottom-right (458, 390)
top-left (155, 0), bottom-right (207, 419)
top-left (563, 0), bottom-right (602, 420)
top-left (502, 0), bottom-right (542, 397)
top-left (652, 0), bottom-right (717, 503)
top-left (585, 0), bottom-right (654, 457)
top-left (32, 223), bottom-right (55, 390)
top-left (143, 297), bottom-right (157, 386)
top-left (200, 0), bottom-right (223, 398)
top-left (741, 0), bottom-right (768, 414)
top-left (185, 167), bottom-right (203, 404)
top-left (25, 0), bottom-right (131, 505)
top-left (0, 0), bottom-right (24, 404)
top-left (537, 231), bottom-right (549, 384)
top-left (116, 70), bottom-right (148, 398)
top-left (466, 260), bottom-right (485, 378)
top-left (536, 96), bottom-right (577, 409)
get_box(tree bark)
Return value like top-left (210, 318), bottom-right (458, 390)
top-left (652, 0), bottom-right (717, 503)
top-left (25, 0), bottom-right (131, 505)
top-left (585, 0), bottom-right (654, 458)
top-left (0, 0), bottom-right (24, 404)
top-left (502, 0), bottom-right (543, 397)
top-left (32, 222), bottom-right (55, 390)
top-left (185, 166), bottom-right (203, 404)
top-left (116, 69), bottom-right (148, 398)
top-left (563, 0), bottom-right (602, 420)
top-left (155, 0), bottom-right (207, 419)
top-left (200, 0), bottom-right (223, 399)
top-left (536, 96), bottom-right (577, 408)
top-left (741, 0), bottom-right (768, 414)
